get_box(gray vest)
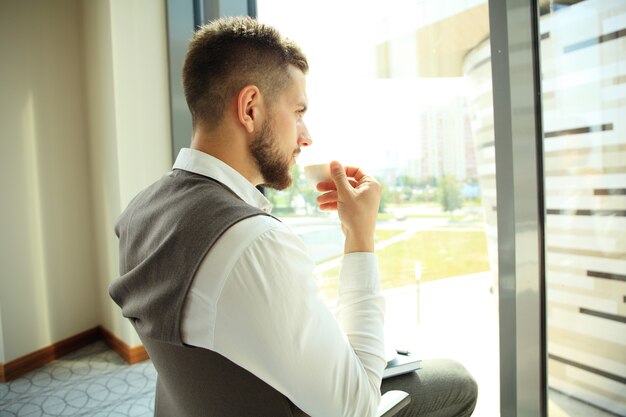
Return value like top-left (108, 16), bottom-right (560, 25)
top-left (110, 169), bottom-right (308, 416)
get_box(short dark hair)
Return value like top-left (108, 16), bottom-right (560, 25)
top-left (182, 16), bottom-right (308, 130)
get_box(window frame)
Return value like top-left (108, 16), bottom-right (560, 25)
top-left (489, 0), bottom-right (546, 416)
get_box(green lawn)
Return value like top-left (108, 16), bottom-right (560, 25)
top-left (376, 212), bottom-right (448, 221)
top-left (316, 229), bottom-right (490, 299)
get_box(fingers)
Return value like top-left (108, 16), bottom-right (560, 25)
top-left (316, 190), bottom-right (338, 205)
top-left (343, 165), bottom-right (367, 182)
top-left (316, 181), bottom-right (336, 192)
top-left (330, 161), bottom-right (350, 190)
top-left (329, 161), bottom-right (366, 189)
top-left (318, 202), bottom-right (338, 211)
top-left (314, 162), bottom-right (371, 216)
top-left (316, 178), bottom-right (357, 191)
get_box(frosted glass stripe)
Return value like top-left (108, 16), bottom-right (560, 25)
top-left (564, 367), bottom-right (626, 397)
top-left (546, 235), bottom-right (622, 253)
top-left (548, 253), bottom-right (626, 276)
top-left (603, 12), bottom-right (626, 34)
top-left (548, 289), bottom-right (618, 313)
top-left (549, 341), bottom-right (626, 379)
top-left (550, 309), bottom-right (626, 344)
top-left (546, 271), bottom-right (595, 290)
top-left (545, 196), bottom-right (626, 210)
top-left (546, 174), bottom-right (626, 189)
top-left (549, 376), bottom-right (626, 416)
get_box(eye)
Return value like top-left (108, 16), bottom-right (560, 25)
top-left (296, 105), bottom-right (307, 116)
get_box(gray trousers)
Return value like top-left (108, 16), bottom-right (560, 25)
top-left (381, 359), bottom-right (478, 417)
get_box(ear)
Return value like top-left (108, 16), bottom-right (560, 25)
top-left (237, 85), bottom-right (262, 134)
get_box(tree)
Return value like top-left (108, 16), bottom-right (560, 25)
top-left (379, 183), bottom-right (390, 213)
top-left (264, 165), bottom-right (319, 215)
top-left (437, 175), bottom-right (463, 213)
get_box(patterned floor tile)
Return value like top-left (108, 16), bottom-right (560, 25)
top-left (0, 342), bottom-right (156, 417)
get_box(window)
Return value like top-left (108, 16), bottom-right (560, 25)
top-left (257, 1), bottom-right (499, 414)
top-left (538, 1), bottom-right (626, 415)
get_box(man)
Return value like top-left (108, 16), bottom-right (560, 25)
top-left (110, 16), bottom-right (477, 417)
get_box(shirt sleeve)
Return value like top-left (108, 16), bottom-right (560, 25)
top-left (212, 224), bottom-right (386, 417)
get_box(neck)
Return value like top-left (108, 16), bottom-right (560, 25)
top-left (190, 124), bottom-right (262, 185)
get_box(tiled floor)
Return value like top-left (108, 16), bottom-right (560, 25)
top-left (0, 342), bottom-right (155, 417)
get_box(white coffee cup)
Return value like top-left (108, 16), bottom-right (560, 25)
top-left (303, 163), bottom-right (331, 185)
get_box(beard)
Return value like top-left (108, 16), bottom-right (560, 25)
top-left (250, 117), bottom-right (296, 191)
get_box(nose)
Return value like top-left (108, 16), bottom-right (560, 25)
top-left (298, 123), bottom-right (313, 147)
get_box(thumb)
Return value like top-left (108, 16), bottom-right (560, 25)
top-left (330, 160), bottom-right (350, 191)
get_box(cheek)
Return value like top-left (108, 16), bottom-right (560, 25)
top-left (280, 120), bottom-right (299, 143)
top-left (274, 111), bottom-right (299, 145)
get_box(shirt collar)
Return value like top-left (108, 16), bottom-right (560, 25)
top-left (172, 148), bottom-right (272, 213)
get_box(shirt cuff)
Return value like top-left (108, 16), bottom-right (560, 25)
top-left (339, 252), bottom-right (380, 291)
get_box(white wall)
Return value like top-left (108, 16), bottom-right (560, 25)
top-left (83, 0), bottom-right (172, 347)
top-left (0, 309), bottom-right (5, 363)
top-left (0, 0), bottom-right (99, 362)
top-left (0, 0), bottom-right (172, 362)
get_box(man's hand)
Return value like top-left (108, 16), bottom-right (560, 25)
top-left (316, 161), bottom-right (381, 253)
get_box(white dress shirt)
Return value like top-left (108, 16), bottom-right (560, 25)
top-left (176, 148), bottom-right (386, 417)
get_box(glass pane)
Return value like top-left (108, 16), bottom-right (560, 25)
top-left (538, 1), bottom-right (626, 416)
top-left (257, 1), bottom-right (499, 414)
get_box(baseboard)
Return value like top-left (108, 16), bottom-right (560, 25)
top-left (0, 326), bottom-right (148, 383)
top-left (0, 327), bottom-right (101, 383)
top-left (99, 326), bottom-right (149, 364)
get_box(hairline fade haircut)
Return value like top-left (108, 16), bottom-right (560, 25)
top-left (182, 16), bottom-right (309, 131)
